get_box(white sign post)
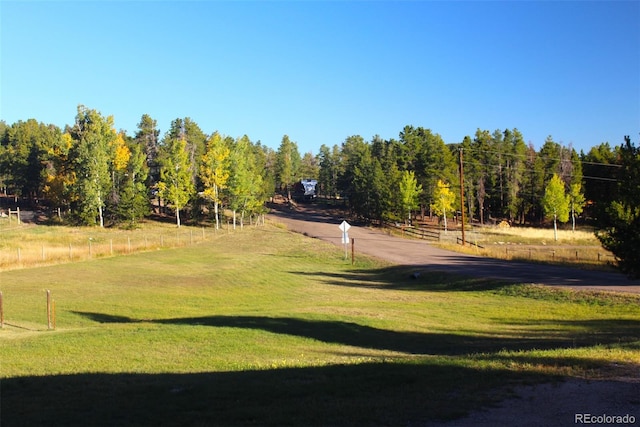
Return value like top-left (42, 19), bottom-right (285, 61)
top-left (339, 220), bottom-right (351, 259)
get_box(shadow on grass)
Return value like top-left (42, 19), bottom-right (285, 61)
top-left (290, 265), bottom-right (515, 292)
top-left (72, 312), bottom-right (640, 356)
top-left (9, 312), bottom-right (638, 426)
top-left (1, 360), bottom-right (548, 427)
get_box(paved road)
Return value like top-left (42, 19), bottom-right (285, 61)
top-left (268, 204), bottom-right (640, 294)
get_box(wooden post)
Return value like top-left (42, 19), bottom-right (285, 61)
top-left (459, 148), bottom-right (465, 246)
top-left (17, 207), bottom-right (21, 224)
top-left (0, 291), bottom-right (4, 328)
top-left (46, 290), bottom-right (52, 330)
top-left (110, 239), bottom-right (113, 255)
top-left (351, 238), bottom-right (355, 265)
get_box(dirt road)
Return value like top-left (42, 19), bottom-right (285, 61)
top-left (268, 203), bottom-right (640, 426)
top-left (268, 203), bottom-right (640, 294)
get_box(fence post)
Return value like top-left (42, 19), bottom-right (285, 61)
top-left (0, 291), bottom-right (4, 328)
top-left (46, 290), bottom-right (52, 330)
top-left (351, 238), bottom-right (355, 265)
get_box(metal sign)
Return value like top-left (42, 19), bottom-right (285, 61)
top-left (339, 221), bottom-right (351, 250)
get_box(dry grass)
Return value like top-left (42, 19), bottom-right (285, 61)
top-left (0, 218), bottom-right (230, 271)
top-left (424, 224), bottom-right (616, 268)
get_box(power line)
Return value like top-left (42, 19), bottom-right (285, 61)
top-left (460, 146), bottom-right (623, 169)
top-left (461, 159), bottom-right (621, 183)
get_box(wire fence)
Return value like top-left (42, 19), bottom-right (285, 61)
top-left (0, 226), bottom-right (237, 271)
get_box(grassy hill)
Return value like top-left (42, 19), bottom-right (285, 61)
top-left (1, 223), bottom-right (638, 426)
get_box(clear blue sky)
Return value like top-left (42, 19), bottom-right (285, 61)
top-left (1, 1), bottom-right (639, 155)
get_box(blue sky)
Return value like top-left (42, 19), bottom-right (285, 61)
top-left (1, 1), bottom-right (639, 155)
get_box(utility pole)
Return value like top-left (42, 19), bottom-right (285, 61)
top-left (459, 148), bottom-right (465, 246)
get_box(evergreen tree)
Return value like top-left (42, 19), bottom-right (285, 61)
top-left (299, 151), bottom-right (319, 179)
top-left (134, 114), bottom-right (160, 185)
top-left (596, 136), bottom-right (640, 278)
top-left (581, 143), bottom-right (620, 223)
top-left (317, 144), bottom-right (342, 198)
top-left (116, 141), bottom-right (149, 227)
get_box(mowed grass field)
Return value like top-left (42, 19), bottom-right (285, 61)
top-left (1, 222), bottom-right (639, 426)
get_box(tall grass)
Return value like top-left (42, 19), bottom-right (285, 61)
top-left (0, 220), bottom-right (225, 271)
top-left (1, 223), bottom-right (638, 426)
top-left (430, 224), bottom-right (617, 268)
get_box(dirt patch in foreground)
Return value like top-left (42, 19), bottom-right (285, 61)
top-left (423, 378), bottom-right (639, 427)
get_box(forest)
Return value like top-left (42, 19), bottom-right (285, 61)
top-left (1, 105), bottom-right (638, 275)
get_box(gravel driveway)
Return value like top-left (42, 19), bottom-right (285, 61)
top-left (268, 203), bottom-right (640, 426)
top-left (268, 203), bottom-right (640, 294)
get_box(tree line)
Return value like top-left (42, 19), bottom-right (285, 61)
top-left (1, 106), bottom-right (638, 275)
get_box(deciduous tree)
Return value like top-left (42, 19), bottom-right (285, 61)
top-left (275, 135), bottom-right (301, 200)
top-left (158, 135), bottom-right (194, 227)
top-left (542, 173), bottom-right (569, 241)
top-left (68, 105), bottom-right (116, 227)
top-left (398, 170), bottom-right (422, 224)
top-left (200, 131), bottom-right (230, 229)
top-left (431, 179), bottom-right (455, 232)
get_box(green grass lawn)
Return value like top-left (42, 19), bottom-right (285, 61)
top-left (1, 223), bottom-right (639, 426)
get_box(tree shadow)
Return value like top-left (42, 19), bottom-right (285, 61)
top-left (71, 312), bottom-right (640, 356)
top-left (9, 312), bottom-right (638, 426)
top-left (0, 360), bottom-right (553, 427)
top-left (290, 265), bottom-right (509, 292)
